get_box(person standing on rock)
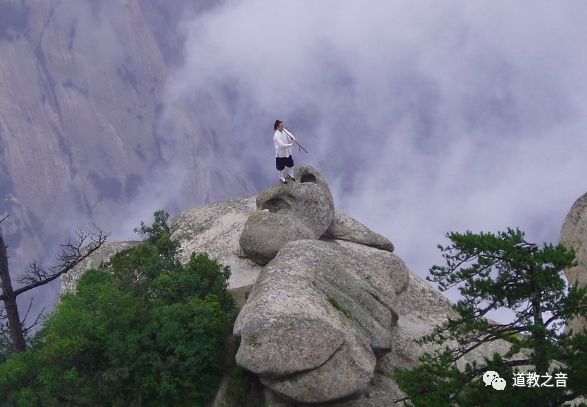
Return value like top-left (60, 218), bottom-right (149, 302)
top-left (273, 120), bottom-right (297, 184)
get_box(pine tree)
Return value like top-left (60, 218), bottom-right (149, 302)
top-left (0, 211), bottom-right (237, 406)
top-left (395, 228), bottom-right (587, 406)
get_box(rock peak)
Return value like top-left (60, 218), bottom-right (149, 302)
top-left (60, 166), bottom-right (462, 405)
top-left (560, 191), bottom-right (587, 335)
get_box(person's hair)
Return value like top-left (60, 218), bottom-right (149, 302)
top-left (274, 120), bottom-right (282, 131)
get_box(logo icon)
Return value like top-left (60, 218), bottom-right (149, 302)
top-left (482, 371), bottom-right (507, 391)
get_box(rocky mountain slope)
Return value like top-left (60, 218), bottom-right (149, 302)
top-left (0, 0), bottom-right (255, 276)
top-left (61, 166), bottom-right (522, 405)
top-left (560, 192), bottom-right (587, 335)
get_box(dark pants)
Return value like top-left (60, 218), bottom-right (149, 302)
top-left (276, 155), bottom-right (294, 171)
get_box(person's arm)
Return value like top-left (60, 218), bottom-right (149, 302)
top-left (283, 128), bottom-right (296, 142)
top-left (274, 133), bottom-right (293, 147)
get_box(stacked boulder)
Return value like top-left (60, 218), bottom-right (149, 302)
top-left (234, 239), bottom-right (410, 403)
top-left (234, 166), bottom-right (410, 403)
top-left (239, 167), bottom-right (336, 265)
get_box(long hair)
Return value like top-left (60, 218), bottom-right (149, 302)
top-left (274, 120), bottom-right (282, 131)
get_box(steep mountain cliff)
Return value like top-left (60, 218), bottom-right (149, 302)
top-left (560, 192), bottom-right (587, 335)
top-left (0, 0), bottom-right (254, 277)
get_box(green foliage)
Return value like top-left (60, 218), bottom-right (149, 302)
top-left (0, 211), bottom-right (237, 406)
top-left (395, 228), bottom-right (587, 406)
top-left (225, 364), bottom-right (264, 407)
top-left (0, 323), bottom-right (12, 364)
top-left (133, 209), bottom-right (171, 241)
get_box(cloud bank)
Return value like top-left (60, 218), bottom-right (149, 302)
top-left (161, 0), bottom-right (587, 311)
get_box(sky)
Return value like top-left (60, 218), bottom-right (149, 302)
top-left (161, 0), bottom-right (587, 296)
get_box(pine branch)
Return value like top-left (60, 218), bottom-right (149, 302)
top-left (22, 306), bottom-right (45, 334)
top-left (9, 226), bottom-right (108, 298)
top-left (449, 359), bottom-right (533, 402)
top-left (20, 297), bottom-right (34, 325)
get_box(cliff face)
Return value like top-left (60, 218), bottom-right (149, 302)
top-left (0, 0), bottom-right (253, 271)
top-left (1, 0), bottom-right (157, 258)
top-left (560, 192), bottom-right (587, 335)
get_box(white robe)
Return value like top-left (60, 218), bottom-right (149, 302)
top-left (273, 129), bottom-right (296, 157)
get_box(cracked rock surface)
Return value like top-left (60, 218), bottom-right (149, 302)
top-left (234, 239), bottom-right (409, 403)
